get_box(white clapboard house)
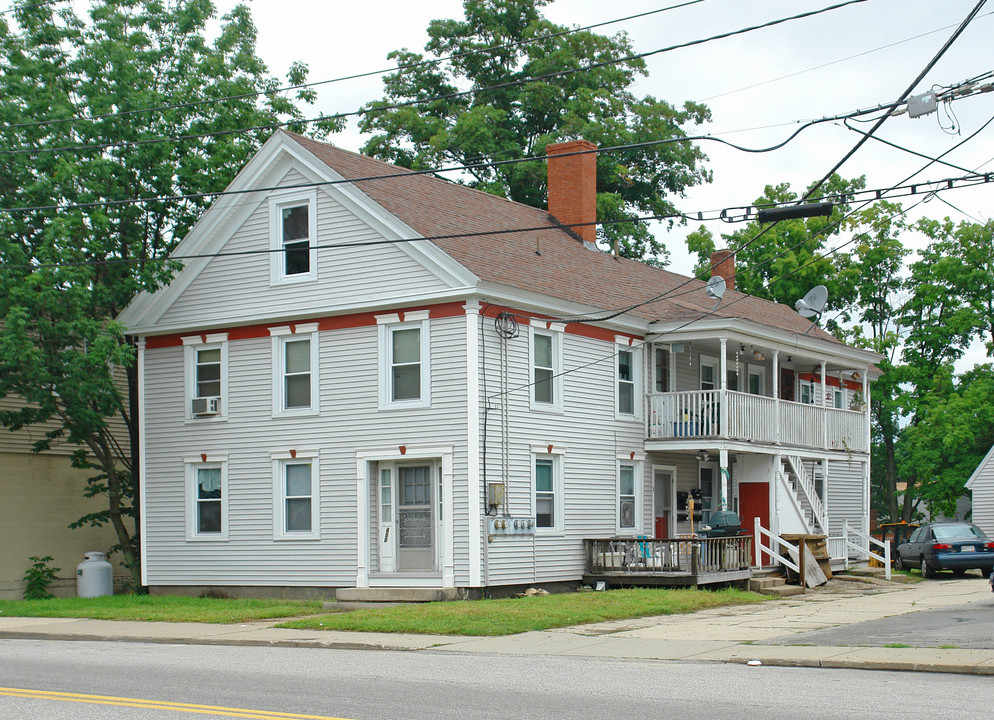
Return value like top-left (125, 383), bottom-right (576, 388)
top-left (119, 131), bottom-right (881, 597)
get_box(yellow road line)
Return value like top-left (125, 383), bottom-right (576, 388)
top-left (0, 687), bottom-right (355, 720)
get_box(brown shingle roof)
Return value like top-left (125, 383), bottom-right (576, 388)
top-left (287, 132), bottom-right (840, 343)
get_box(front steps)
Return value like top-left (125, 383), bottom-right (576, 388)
top-left (334, 587), bottom-right (464, 603)
top-left (748, 568), bottom-right (804, 597)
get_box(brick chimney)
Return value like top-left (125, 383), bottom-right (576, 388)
top-left (546, 140), bottom-right (597, 245)
top-left (710, 249), bottom-right (735, 291)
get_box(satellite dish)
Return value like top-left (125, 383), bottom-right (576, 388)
top-left (705, 276), bottom-right (726, 309)
top-left (705, 275), bottom-right (726, 300)
top-left (795, 285), bottom-right (828, 318)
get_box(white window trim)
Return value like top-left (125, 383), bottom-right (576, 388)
top-left (529, 321), bottom-right (564, 413)
top-left (271, 449), bottom-right (320, 540)
top-left (377, 311), bottom-right (431, 410)
top-left (616, 453), bottom-right (644, 534)
top-left (270, 324), bottom-right (320, 417)
top-left (530, 443), bottom-right (566, 535)
top-left (184, 453), bottom-right (229, 542)
top-left (747, 363), bottom-right (765, 396)
top-left (269, 188), bottom-right (318, 285)
top-left (614, 336), bottom-right (640, 420)
top-left (182, 333), bottom-right (229, 422)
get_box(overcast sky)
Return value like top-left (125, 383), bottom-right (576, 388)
top-left (7, 0), bottom-right (993, 362)
top-left (207, 0), bottom-right (993, 264)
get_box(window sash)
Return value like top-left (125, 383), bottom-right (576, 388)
top-left (533, 333), bottom-right (555, 404)
top-left (195, 467), bottom-right (222, 534)
top-left (535, 458), bottom-right (555, 528)
top-left (282, 205), bottom-right (310, 276)
top-left (654, 347), bottom-right (669, 392)
top-left (618, 350), bottom-right (634, 414)
top-left (283, 339), bottom-right (311, 409)
top-left (391, 328), bottom-right (421, 401)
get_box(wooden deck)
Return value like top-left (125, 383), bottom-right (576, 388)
top-left (582, 536), bottom-right (753, 588)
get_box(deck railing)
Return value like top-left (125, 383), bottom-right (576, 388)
top-left (584, 536), bottom-right (752, 575)
top-left (646, 389), bottom-right (867, 452)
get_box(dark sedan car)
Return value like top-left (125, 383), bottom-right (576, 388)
top-left (895, 522), bottom-right (994, 578)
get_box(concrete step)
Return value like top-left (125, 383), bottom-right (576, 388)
top-left (756, 583), bottom-right (806, 597)
top-left (334, 588), bottom-right (463, 603)
top-left (749, 576), bottom-right (789, 590)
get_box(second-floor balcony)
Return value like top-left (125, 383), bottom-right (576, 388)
top-left (646, 389), bottom-right (869, 453)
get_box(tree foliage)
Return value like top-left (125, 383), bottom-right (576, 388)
top-left (0, 0), bottom-right (336, 587)
top-left (359, 0), bottom-right (711, 265)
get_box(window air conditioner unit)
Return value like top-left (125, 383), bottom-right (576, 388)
top-left (192, 397), bottom-right (220, 416)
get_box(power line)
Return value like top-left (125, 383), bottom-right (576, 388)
top-left (802, 0), bottom-right (989, 200)
top-left (2, 0), bottom-right (869, 158)
top-left (4, 91), bottom-right (921, 216)
top-left (700, 11), bottom-right (994, 103)
top-left (2, 1), bottom-right (707, 132)
top-left (3, 165), bottom-right (991, 272)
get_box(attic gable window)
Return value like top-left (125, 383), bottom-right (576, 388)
top-left (270, 189), bottom-right (317, 285)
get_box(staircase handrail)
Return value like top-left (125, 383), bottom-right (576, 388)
top-left (785, 455), bottom-right (826, 532)
top-left (753, 517), bottom-right (799, 573)
top-left (839, 519), bottom-right (891, 580)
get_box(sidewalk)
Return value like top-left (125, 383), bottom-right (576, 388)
top-left (2, 576), bottom-right (992, 675)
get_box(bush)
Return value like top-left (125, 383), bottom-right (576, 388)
top-left (23, 555), bottom-right (61, 600)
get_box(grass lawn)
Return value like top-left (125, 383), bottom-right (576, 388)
top-left (0, 595), bottom-right (323, 623)
top-left (277, 587), bottom-right (765, 636)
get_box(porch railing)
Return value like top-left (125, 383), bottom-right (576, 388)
top-left (646, 389), bottom-right (868, 452)
top-left (584, 536), bottom-right (752, 575)
top-left (827, 519), bottom-right (891, 580)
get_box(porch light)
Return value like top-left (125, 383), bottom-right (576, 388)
top-left (752, 350), bottom-right (765, 361)
top-left (696, 450), bottom-right (710, 462)
top-left (851, 371), bottom-right (862, 381)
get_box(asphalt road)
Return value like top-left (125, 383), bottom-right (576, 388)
top-left (1, 639), bottom-right (992, 720)
top-left (769, 576), bottom-right (994, 649)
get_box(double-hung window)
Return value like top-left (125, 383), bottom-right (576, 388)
top-left (617, 460), bottom-right (642, 532)
top-left (377, 311), bottom-right (430, 408)
top-left (530, 322), bottom-right (563, 411)
top-left (185, 454), bottom-right (228, 540)
top-left (531, 445), bottom-right (564, 532)
top-left (269, 190), bottom-right (317, 284)
top-left (271, 450), bottom-right (320, 539)
top-left (183, 333), bottom-right (228, 420)
top-left (270, 324), bottom-right (319, 416)
top-left (615, 337), bottom-right (639, 418)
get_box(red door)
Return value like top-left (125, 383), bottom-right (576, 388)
top-left (739, 482), bottom-right (770, 566)
top-left (655, 516), bottom-right (668, 539)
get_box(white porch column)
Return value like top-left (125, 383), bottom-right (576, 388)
top-left (719, 337), bottom-right (728, 437)
top-left (355, 459), bottom-right (370, 588)
top-left (137, 338), bottom-right (148, 588)
top-left (821, 360), bottom-right (828, 450)
top-left (464, 302), bottom-right (482, 587)
top-left (772, 350), bottom-right (780, 445)
top-left (719, 448), bottom-right (729, 511)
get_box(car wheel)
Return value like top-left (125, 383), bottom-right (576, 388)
top-left (979, 566), bottom-right (993, 578)
top-left (920, 556), bottom-right (934, 578)
top-left (895, 555), bottom-right (907, 571)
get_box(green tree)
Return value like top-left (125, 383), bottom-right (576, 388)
top-left (359, 0), bottom-right (711, 265)
top-left (0, 0), bottom-right (338, 588)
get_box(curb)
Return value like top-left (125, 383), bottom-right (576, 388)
top-left (724, 655), bottom-right (994, 676)
top-left (0, 630), bottom-right (420, 652)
